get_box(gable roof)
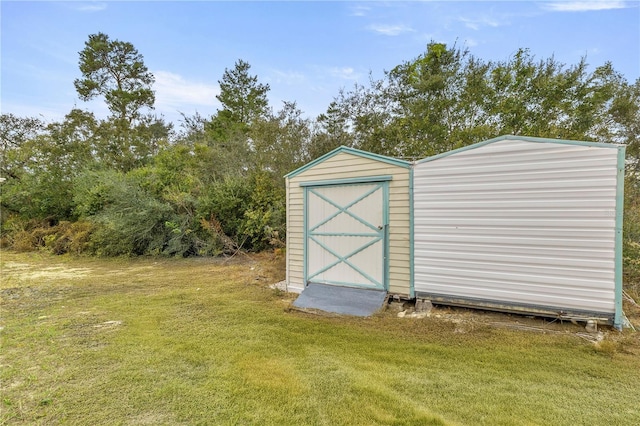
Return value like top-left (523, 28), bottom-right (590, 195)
top-left (285, 145), bottom-right (412, 178)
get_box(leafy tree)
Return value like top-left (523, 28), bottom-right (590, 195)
top-left (203, 116), bottom-right (253, 176)
top-left (0, 114), bottom-right (45, 182)
top-left (196, 60), bottom-right (273, 182)
top-left (74, 33), bottom-right (170, 172)
top-left (197, 175), bottom-right (251, 241)
top-left (216, 59), bottom-right (270, 127)
top-left (251, 101), bottom-right (311, 180)
top-left (91, 115), bottom-right (172, 172)
top-left (385, 42), bottom-right (494, 156)
top-left (1, 112), bottom-right (94, 221)
top-left (175, 112), bottom-right (208, 148)
top-left (239, 170), bottom-right (285, 251)
top-left (323, 42), bottom-right (638, 161)
top-left (312, 90), bottom-right (359, 159)
top-left (486, 50), bottom-right (618, 141)
top-left (333, 77), bottom-right (398, 157)
top-left (45, 109), bottom-right (97, 173)
top-left (599, 77), bottom-right (640, 173)
top-left (74, 32), bottom-right (155, 124)
top-left (624, 176), bottom-right (640, 298)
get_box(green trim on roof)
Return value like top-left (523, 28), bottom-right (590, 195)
top-left (285, 146), bottom-right (411, 179)
top-left (416, 135), bottom-right (625, 164)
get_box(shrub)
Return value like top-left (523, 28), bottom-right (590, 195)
top-left (74, 170), bottom-right (174, 256)
top-left (624, 177), bottom-right (640, 300)
top-left (196, 175), bottom-right (251, 239)
top-left (0, 216), bottom-right (94, 254)
top-left (238, 171), bottom-right (285, 251)
top-left (44, 221), bottom-right (95, 255)
top-left (1, 217), bottom-right (46, 252)
top-left (195, 172), bottom-right (286, 253)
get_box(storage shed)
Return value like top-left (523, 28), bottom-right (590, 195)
top-left (285, 136), bottom-right (626, 328)
top-left (284, 146), bottom-right (413, 298)
top-left (413, 135), bottom-right (625, 328)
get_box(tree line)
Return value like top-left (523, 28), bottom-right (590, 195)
top-left (1, 35), bottom-right (639, 286)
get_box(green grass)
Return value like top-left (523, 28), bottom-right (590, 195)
top-left (1, 251), bottom-right (639, 425)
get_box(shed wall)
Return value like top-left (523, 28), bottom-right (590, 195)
top-left (286, 151), bottom-right (411, 295)
top-left (413, 138), bottom-right (620, 318)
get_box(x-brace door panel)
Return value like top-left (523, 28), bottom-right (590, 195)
top-left (305, 182), bottom-right (387, 290)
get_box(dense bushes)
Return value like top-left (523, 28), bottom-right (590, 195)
top-left (624, 177), bottom-right (640, 300)
top-left (1, 162), bottom-right (287, 257)
top-left (74, 170), bottom-right (175, 256)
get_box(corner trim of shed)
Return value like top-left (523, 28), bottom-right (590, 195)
top-left (409, 166), bottom-right (415, 298)
top-left (416, 134), bottom-right (624, 165)
top-left (614, 145), bottom-right (626, 330)
top-left (285, 146), bottom-right (412, 179)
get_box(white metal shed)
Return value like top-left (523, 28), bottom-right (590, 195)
top-left (413, 135), bottom-right (625, 328)
top-left (285, 136), bottom-right (626, 328)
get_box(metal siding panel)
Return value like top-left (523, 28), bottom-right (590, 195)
top-left (413, 230), bottom-right (615, 249)
top-left (414, 139), bottom-right (619, 314)
top-left (415, 248), bottom-right (613, 271)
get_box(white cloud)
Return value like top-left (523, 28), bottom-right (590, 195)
top-left (570, 46), bottom-right (603, 60)
top-left (464, 38), bottom-right (479, 47)
top-left (269, 69), bottom-right (307, 85)
top-left (67, 2), bottom-right (108, 12)
top-left (328, 67), bottom-right (361, 81)
top-left (350, 5), bottom-right (371, 17)
top-left (153, 71), bottom-right (219, 112)
top-left (458, 16), bottom-right (501, 30)
top-left (542, 1), bottom-right (628, 12)
top-left (367, 23), bottom-right (414, 36)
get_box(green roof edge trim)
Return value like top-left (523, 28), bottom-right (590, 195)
top-left (416, 135), bottom-right (624, 164)
top-left (285, 146), bottom-right (412, 178)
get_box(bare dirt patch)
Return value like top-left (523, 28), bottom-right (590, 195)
top-left (382, 298), bottom-right (640, 356)
top-left (0, 285), bottom-right (74, 315)
top-left (2, 264), bottom-right (92, 283)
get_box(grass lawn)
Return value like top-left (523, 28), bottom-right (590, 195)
top-left (1, 250), bottom-right (639, 425)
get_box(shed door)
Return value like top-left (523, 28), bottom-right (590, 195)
top-left (305, 182), bottom-right (387, 290)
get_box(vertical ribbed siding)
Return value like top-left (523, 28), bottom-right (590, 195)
top-left (414, 138), bottom-right (620, 315)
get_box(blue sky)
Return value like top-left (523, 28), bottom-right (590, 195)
top-left (2, 1), bottom-right (639, 127)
